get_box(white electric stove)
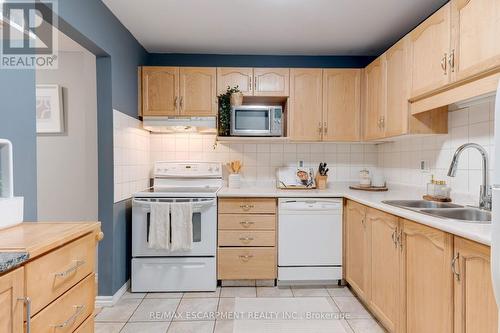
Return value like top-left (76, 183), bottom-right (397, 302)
top-left (131, 162), bottom-right (222, 292)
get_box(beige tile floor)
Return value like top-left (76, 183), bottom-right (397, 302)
top-left (95, 286), bottom-right (386, 333)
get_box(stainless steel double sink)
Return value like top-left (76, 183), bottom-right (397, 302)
top-left (381, 200), bottom-right (491, 223)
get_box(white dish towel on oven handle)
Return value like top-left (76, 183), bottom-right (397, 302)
top-left (148, 202), bottom-right (170, 250)
top-left (170, 202), bottom-right (193, 251)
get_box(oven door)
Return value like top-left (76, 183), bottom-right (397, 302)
top-left (132, 197), bottom-right (216, 257)
top-left (230, 106), bottom-right (272, 136)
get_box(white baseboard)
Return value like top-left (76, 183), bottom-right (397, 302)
top-left (95, 279), bottom-right (129, 307)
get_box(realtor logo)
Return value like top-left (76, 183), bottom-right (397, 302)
top-left (1, 0), bottom-right (58, 69)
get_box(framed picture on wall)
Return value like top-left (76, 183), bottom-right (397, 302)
top-left (36, 84), bottom-right (64, 134)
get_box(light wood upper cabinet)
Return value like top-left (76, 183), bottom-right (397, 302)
top-left (0, 267), bottom-right (24, 333)
top-left (363, 58), bottom-right (385, 141)
top-left (400, 219), bottom-right (453, 333)
top-left (367, 208), bottom-right (400, 332)
top-left (217, 67), bottom-right (253, 96)
top-left (345, 200), bottom-right (371, 301)
top-left (253, 68), bottom-right (289, 96)
top-left (385, 38), bottom-right (410, 137)
top-left (289, 69), bottom-right (323, 141)
top-left (409, 3), bottom-right (452, 98)
top-left (179, 67), bottom-right (217, 116)
top-left (453, 237), bottom-right (498, 333)
top-left (451, 0), bottom-right (500, 82)
top-left (322, 69), bottom-right (361, 141)
top-left (142, 67), bottom-right (179, 116)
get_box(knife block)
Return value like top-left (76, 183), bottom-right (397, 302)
top-left (315, 174), bottom-right (328, 190)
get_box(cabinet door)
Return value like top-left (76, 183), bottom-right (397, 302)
top-left (322, 69), bottom-right (361, 141)
top-left (0, 267), bottom-right (24, 333)
top-left (454, 237), bottom-right (498, 333)
top-left (289, 69), bottom-right (323, 141)
top-left (253, 68), bottom-right (289, 96)
top-left (142, 67), bottom-right (179, 116)
top-left (451, 0), bottom-right (500, 82)
top-left (401, 220), bottom-right (453, 333)
top-left (409, 3), bottom-right (451, 98)
top-left (363, 58), bottom-right (385, 141)
top-left (179, 67), bottom-right (217, 116)
top-left (368, 208), bottom-right (400, 332)
top-left (345, 200), bottom-right (370, 301)
top-left (217, 67), bottom-right (253, 96)
top-left (385, 38), bottom-right (410, 137)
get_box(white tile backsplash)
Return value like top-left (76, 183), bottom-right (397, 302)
top-left (113, 110), bottom-right (151, 202)
top-left (112, 98), bottom-right (496, 203)
top-left (377, 97), bottom-right (495, 202)
top-left (149, 135), bottom-right (378, 182)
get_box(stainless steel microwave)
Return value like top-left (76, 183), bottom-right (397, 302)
top-left (230, 105), bottom-right (283, 136)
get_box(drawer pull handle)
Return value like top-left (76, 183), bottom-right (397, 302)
top-left (55, 260), bottom-right (86, 278)
top-left (51, 304), bottom-right (85, 328)
top-left (18, 297), bottom-right (31, 333)
top-left (239, 221), bottom-right (254, 228)
top-left (239, 255), bottom-right (254, 262)
top-left (239, 236), bottom-right (254, 244)
top-left (239, 204), bottom-right (254, 211)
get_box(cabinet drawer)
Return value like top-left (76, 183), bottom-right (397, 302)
top-left (218, 198), bottom-right (276, 214)
top-left (30, 274), bottom-right (95, 333)
top-left (218, 214), bottom-right (276, 230)
top-left (218, 230), bottom-right (275, 247)
top-left (218, 248), bottom-right (276, 280)
top-left (26, 233), bottom-right (96, 315)
top-left (74, 315), bottom-right (94, 333)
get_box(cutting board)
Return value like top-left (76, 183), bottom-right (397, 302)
top-left (349, 185), bottom-right (388, 192)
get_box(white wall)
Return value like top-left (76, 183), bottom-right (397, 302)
top-left (377, 97), bottom-right (495, 202)
top-left (150, 135), bottom-right (378, 182)
top-left (36, 50), bottom-right (98, 221)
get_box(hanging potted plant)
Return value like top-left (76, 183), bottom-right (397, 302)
top-left (217, 86), bottom-right (241, 136)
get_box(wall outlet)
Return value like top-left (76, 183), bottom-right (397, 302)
top-left (420, 160), bottom-right (430, 173)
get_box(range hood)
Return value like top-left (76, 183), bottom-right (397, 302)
top-left (142, 116), bottom-right (217, 134)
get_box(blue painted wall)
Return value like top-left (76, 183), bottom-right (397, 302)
top-left (54, 0), bottom-right (147, 296)
top-left (148, 53), bottom-right (375, 68)
top-left (0, 69), bottom-right (37, 221)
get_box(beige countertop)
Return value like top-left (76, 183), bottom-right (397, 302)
top-left (218, 181), bottom-right (491, 246)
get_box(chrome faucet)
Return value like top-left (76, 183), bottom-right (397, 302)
top-left (447, 143), bottom-right (492, 210)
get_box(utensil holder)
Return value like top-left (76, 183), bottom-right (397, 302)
top-left (315, 174), bottom-right (328, 190)
top-left (228, 173), bottom-right (241, 189)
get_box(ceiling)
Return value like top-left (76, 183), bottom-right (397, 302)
top-left (102, 0), bottom-right (447, 56)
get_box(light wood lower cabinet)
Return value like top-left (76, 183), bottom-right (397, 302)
top-left (0, 267), bottom-right (24, 333)
top-left (344, 200), bottom-right (370, 301)
top-left (218, 198), bottom-right (277, 280)
top-left (31, 274), bottom-right (95, 333)
top-left (453, 237), bottom-right (498, 333)
top-left (0, 223), bottom-right (101, 333)
top-left (368, 208), bottom-right (400, 332)
top-left (345, 200), bottom-right (498, 333)
top-left (218, 248), bottom-right (276, 280)
top-left (26, 232), bottom-right (96, 315)
top-left (400, 219), bottom-right (454, 333)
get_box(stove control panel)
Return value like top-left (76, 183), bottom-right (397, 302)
top-left (154, 162), bottom-right (222, 178)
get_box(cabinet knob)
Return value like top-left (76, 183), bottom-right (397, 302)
top-left (96, 231), bottom-right (104, 241)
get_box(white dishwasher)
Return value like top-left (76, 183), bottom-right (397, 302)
top-left (278, 198), bottom-right (342, 284)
